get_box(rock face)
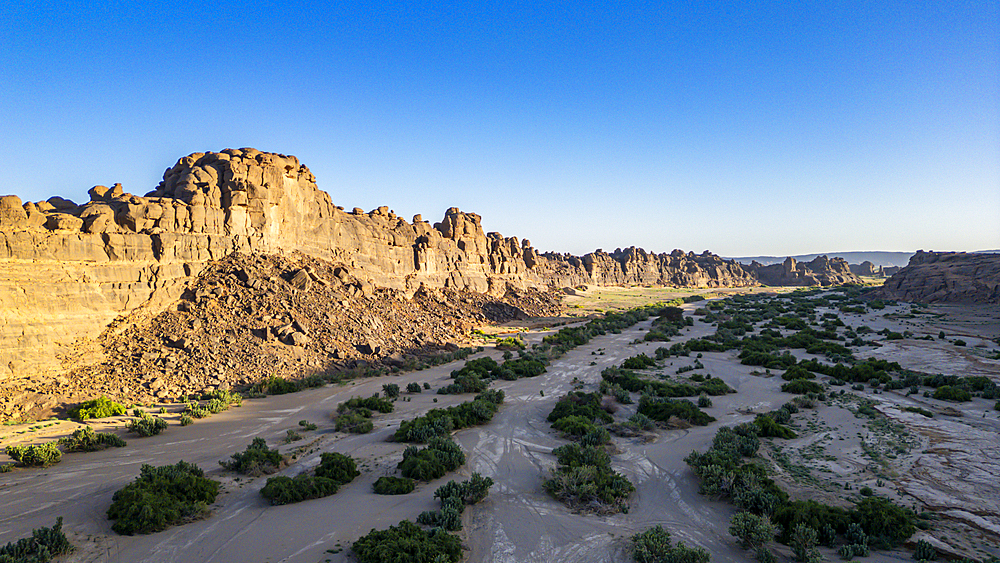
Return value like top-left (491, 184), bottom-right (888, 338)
top-left (878, 251), bottom-right (1000, 304)
top-left (849, 260), bottom-right (881, 277)
top-left (745, 256), bottom-right (861, 287)
top-left (0, 148), bottom-right (847, 386)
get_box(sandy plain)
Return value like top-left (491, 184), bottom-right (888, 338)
top-left (1, 293), bottom-right (998, 563)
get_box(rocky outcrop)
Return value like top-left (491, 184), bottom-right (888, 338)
top-left (878, 251), bottom-right (1000, 304)
top-left (536, 247), bottom-right (757, 288)
top-left (849, 261), bottom-right (881, 277)
top-left (745, 256), bottom-right (861, 287)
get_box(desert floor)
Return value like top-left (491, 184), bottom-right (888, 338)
top-left (1, 293), bottom-right (998, 563)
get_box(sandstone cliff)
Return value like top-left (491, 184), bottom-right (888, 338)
top-left (878, 251), bottom-right (1000, 304)
top-left (745, 256), bottom-right (861, 287)
top-left (0, 149), bottom-right (769, 385)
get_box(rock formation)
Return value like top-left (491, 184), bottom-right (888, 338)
top-left (849, 260), bottom-right (881, 277)
top-left (878, 251), bottom-right (1000, 304)
top-left (744, 256), bottom-right (861, 287)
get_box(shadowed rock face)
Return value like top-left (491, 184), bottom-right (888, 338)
top-left (744, 255), bottom-right (861, 287)
top-left (879, 251), bottom-right (1000, 304)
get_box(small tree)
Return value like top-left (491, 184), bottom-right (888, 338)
top-left (383, 383), bottom-right (400, 399)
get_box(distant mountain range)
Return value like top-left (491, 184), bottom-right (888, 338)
top-left (726, 252), bottom-right (916, 268)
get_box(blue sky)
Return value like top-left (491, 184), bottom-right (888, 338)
top-left (1, 1), bottom-right (997, 256)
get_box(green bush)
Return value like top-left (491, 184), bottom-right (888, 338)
top-left (406, 382), bottom-right (421, 394)
top-left (260, 474), bottom-right (339, 505)
top-left (335, 411), bottom-right (374, 434)
top-left (395, 390), bottom-right (504, 442)
top-left (547, 392), bottom-right (613, 424)
top-left (729, 511), bottom-right (776, 550)
top-left (417, 473), bottom-right (494, 531)
top-left (913, 539), bottom-right (937, 561)
top-left (68, 396), bottom-right (126, 420)
top-left (543, 443), bottom-right (633, 513)
top-left (338, 395), bottom-right (394, 414)
top-left (254, 375), bottom-right (299, 395)
top-left (107, 461), bottom-right (219, 534)
top-left (298, 420), bottom-right (318, 431)
top-left (631, 525), bottom-right (710, 563)
top-left (638, 396), bottom-right (715, 426)
top-left (551, 415), bottom-right (596, 437)
top-left (754, 415), bottom-right (797, 439)
top-left (398, 438), bottom-right (466, 481)
top-left (382, 383), bottom-right (400, 399)
top-left (126, 415), bottom-right (168, 437)
top-left (352, 520), bottom-right (462, 563)
top-left (5, 443), bottom-right (61, 467)
top-left (933, 385), bottom-right (971, 402)
top-left (622, 353), bottom-right (656, 370)
top-left (58, 427), bottom-right (126, 452)
top-left (372, 476), bottom-right (415, 495)
top-left (0, 517), bottom-right (72, 563)
top-left (220, 438), bottom-right (283, 475)
top-left (781, 380), bottom-right (824, 395)
top-left (314, 452), bottom-right (360, 485)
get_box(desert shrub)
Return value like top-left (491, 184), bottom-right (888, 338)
top-left (58, 427), bottom-right (126, 452)
top-left (852, 496), bottom-right (916, 548)
top-left (551, 415), bottom-right (596, 437)
top-left (631, 525), bottom-right (710, 563)
top-left (68, 396), bottom-right (126, 420)
top-left (382, 383), bottom-right (400, 399)
top-left (781, 380), bottom-right (823, 395)
top-left (754, 415), bottom-right (797, 439)
top-left (298, 420), bottom-right (318, 431)
top-left (338, 395), bottom-right (394, 414)
top-left (184, 402), bottom-right (211, 419)
top-left (622, 353), bottom-right (656, 370)
top-left (220, 438), bottom-right (283, 475)
top-left (495, 336), bottom-right (525, 350)
top-left (126, 415), bottom-right (168, 437)
top-left (372, 476), bottom-right (415, 495)
top-left (398, 438), bottom-right (465, 481)
top-left (283, 430), bottom-right (302, 443)
top-left (729, 511), bottom-right (776, 550)
top-left (0, 517), bottom-right (72, 563)
top-left (494, 355), bottom-right (547, 379)
top-left (406, 382), bottom-right (422, 394)
top-left (580, 426), bottom-right (611, 446)
top-left (335, 411), bottom-right (374, 434)
top-left (543, 443), bottom-right (633, 513)
top-left (781, 365), bottom-right (815, 381)
top-left (437, 374), bottom-right (490, 395)
top-left (314, 452), bottom-right (360, 485)
top-left (913, 539), bottom-right (937, 561)
top-left (790, 523), bottom-right (818, 562)
top-left (260, 474), bottom-right (339, 505)
top-left (638, 396), bottom-right (715, 426)
top-left (394, 390), bottom-right (504, 442)
top-left (697, 395), bottom-right (712, 408)
top-left (933, 385), bottom-right (971, 402)
top-left (418, 473), bottom-right (494, 531)
top-left (5, 443), bottom-right (61, 467)
top-left (352, 520), bottom-right (462, 563)
top-left (548, 392), bottom-right (613, 424)
top-left (255, 375), bottom-right (299, 395)
top-left (179, 414), bottom-right (193, 426)
top-left (107, 461), bottom-right (219, 534)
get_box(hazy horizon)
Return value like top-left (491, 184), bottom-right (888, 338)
top-left (2, 2), bottom-right (997, 257)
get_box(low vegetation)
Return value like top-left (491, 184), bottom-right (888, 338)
top-left (543, 443), bottom-right (634, 513)
top-left (416, 473), bottom-right (493, 530)
top-left (67, 396), bottom-right (126, 420)
top-left (394, 389), bottom-right (504, 443)
top-left (260, 452), bottom-right (359, 505)
top-left (5, 443), bottom-right (62, 467)
top-left (125, 414), bottom-right (168, 437)
top-left (353, 520), bottom-right (462, 563)
top-left (398, 438), bottom-right (466, 481)
top-left (631, 525), bottom-right (710, 563)
top-left (0, 517), bottom-right (72, 563)
top-left (107, 461), bottom-right (220, 535)
top-left (220, 438), bottom-right (284, 475)
top-left (58, 427), bottom-right (126, 452)
top-left (372, 476), bottom-right (415, 495)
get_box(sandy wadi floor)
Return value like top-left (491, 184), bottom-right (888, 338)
top-left (1, 298), bottom-right (998, 563)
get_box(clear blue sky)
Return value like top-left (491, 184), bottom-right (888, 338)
top-left (2, 1), bottom-right (997, 256)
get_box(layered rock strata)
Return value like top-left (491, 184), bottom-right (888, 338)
top-left (879, 251), bottom-right (1000, 304)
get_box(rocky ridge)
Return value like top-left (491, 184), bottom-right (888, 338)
top-left (0, 252), bottom-right (561, 422)
top-left (878, 251), bottom-right (1000, 304)
top-left (745, 256), bottom-right (861, 286)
